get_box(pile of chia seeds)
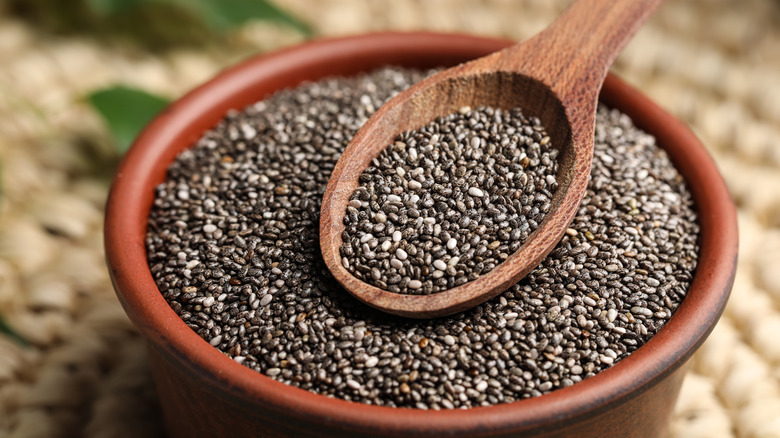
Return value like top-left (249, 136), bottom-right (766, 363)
top-left (146, 67), bottom-right (699, 409)
top-left (340, 106), bottom-right (558, 295)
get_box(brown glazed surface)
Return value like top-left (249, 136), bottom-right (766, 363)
top-left (104, 33), bottom-right (737, 437)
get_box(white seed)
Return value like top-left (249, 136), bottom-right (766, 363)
top-left (241, 123), bottom-right (257, 139)
top-left (260, 294), bottom-right (273, 307)
top-left (468, 187), bottom-right (484, 197)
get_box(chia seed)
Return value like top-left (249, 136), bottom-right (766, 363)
top-left (340, 105), bottom-right (558, 295)
top-left (146, 67), bottom-right (699, 409)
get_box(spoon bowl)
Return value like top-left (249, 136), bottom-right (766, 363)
top-left (320, 0), bottom-right (662, 318)
top-left (321, 71), bottom-right (576, 318)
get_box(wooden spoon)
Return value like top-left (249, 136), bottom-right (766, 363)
top-left (320, 0), bottom-right (663, 319)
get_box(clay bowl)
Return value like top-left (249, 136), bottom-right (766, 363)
top-left (104, 32), bottom-right (737, 438)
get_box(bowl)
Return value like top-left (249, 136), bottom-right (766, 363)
top-left (104, 32), bottom-right (737, 438)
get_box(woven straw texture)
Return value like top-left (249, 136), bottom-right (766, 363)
top-left (1, 0), bottom-right (779, 436)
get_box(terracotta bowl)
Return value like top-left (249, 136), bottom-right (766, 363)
top-left (105, 33), bottom-right (737, 438)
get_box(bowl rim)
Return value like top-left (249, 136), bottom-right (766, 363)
top-left (104, 32), bottom-right (737, 435)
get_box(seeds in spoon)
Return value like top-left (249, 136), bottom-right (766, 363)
top-left (339, 105), bottom-right (559, 295)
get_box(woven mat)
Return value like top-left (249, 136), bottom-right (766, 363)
top-left (1, 0), bottom-right (779, 436)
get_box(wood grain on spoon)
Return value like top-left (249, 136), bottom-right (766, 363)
top-left (320, 0), bottom-right (663, 318)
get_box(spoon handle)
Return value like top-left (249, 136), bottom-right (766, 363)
top-left (500, 0), bottom-right (664, 102)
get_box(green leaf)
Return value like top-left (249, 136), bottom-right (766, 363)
top-left (0, 314), bottom-right (28, 347)
top-left (87, 86), bottom-right (171, 153)
top-left (184, 0), bottom-right (313, 36)
top-left (85, 0), bottom-right (142, 14)
top-left (84, 0), bottom-right (312, 36)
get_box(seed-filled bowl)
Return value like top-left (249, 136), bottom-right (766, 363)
top-left (105, 33), bottom-right (737, 438)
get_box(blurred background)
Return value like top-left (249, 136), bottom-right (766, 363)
top-left (0, 0), bottom-right (779, 437)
